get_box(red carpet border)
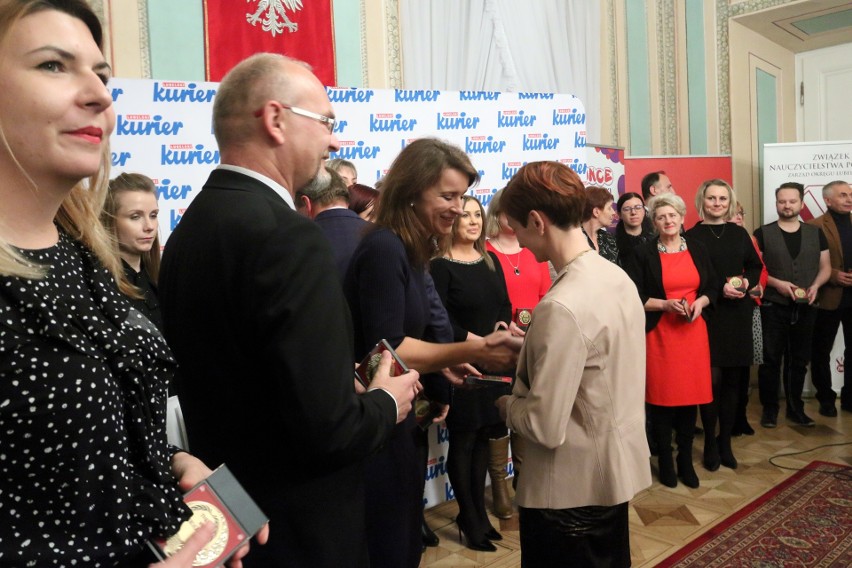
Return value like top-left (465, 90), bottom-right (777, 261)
top-left (656, 461), bottom-right (852, 567)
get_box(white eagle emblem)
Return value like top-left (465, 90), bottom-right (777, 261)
top-left (246, 0), bottom-right (303, 37)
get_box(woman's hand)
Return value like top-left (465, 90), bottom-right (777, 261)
top-left (432, 404), bottom-right (450, 424)
top-left (442, 363), bottom-right (478, 386)
top-left (496, 319), bottom-right (527, 337)
top-left (168, 453), bottom-right (269, 567)
top-left (149, 522), bottom-right (216, 568)
top-left (723, 278), bottom-right (748, 299)
top-left (689, 296), bottom-right (710, 322)
top-left (660, 298), bottom-right (688, 317)
top-left (171, 452), bottom-right (213, 492)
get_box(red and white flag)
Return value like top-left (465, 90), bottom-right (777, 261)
top-left (203, 0), bottom-right (336, 85)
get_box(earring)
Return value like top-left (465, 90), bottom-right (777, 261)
top-left (410, 202), bottom-right (415, 208)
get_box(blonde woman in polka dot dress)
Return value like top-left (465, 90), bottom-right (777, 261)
top-left (0, 1), bottom-right (264, 566)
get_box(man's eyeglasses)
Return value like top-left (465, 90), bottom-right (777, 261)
top-left (253, 102), bottom-right (336, 134)
top-left (621, 205), bottom-right (645, 214)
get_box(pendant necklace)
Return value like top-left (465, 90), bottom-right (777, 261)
top-left (492, 241), bottom-right (522, 275)
top-left (708, 223), bottom-right (726, 239)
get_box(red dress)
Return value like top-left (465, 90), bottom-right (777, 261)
top-left (486, 241), bottom-right (551, 313)
top-left (645, 251), bottom-right (713, 406)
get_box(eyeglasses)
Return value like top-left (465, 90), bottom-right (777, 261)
top-left (253, 102), bottom-right (336, 134)
top-left (621, 205), bottom-right (645, 214)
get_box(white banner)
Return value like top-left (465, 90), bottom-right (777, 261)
top-left (762, 140), bottom-right (852, 224)
top-left (109, 79), bottom-right (586, 509)
top-left (762, 140), bottom-right (852, 398)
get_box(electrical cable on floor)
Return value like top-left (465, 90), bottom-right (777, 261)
top-left (767, 441), bottom-right (852, 481)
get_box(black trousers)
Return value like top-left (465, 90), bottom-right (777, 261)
top-left (811, 305), bottom-right (852, 408)
top-left (519, 502), bottom-right (630, 568)
top-left (758, 302), bottom-right (818, 414)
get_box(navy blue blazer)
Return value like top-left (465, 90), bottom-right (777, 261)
top-left (314, 207), bottom-right (371, 282)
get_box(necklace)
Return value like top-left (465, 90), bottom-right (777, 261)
top-left (707, 223), bottom-right (726, 239)
top-left (491, 240), bottom-right (522, 275)
top-left (657, 236), bottom-right (688, 253)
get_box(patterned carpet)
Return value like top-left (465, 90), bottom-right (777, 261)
top-left (420, 397), bottom-right (852, 567)
top-left (656, 461), bottom-right (852, 567)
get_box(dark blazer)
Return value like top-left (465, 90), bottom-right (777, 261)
top-left (625, 236), bottom-right (720, 333)
top-left (159, 169), bottom-right (396, 568)
top-left (314, 207), bottom-right (370, 282)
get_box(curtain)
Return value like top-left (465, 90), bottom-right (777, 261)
top-left (399, 0), bottom-right (600, 142)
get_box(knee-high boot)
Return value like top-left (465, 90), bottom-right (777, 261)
top-left (674, 414), bottom-right (699, 488)
top-left (488, 436), bottom-right (513, 519)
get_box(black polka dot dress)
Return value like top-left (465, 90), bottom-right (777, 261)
top-left (0, 231), bottom-right (190, 566)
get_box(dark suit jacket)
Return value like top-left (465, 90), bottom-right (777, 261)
top-left (159, 169), bottom-right (396, 568)
top-left (314, 207), bottom-right (370, 281)
top-left (624, 236), bottom-right (720, 333)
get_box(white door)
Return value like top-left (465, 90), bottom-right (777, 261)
top-left (798, 42), bottom-right (852, 141)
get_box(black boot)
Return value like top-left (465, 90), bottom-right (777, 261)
top-left (703, 434), bottom-right (720, 472)
top-left (718, 435), bottom-right (738, 469)
top-left (657, 448), bottom-right (677, 488)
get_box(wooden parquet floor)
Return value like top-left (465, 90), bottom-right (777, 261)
top-left (420, 396), bottom-right (852, 567)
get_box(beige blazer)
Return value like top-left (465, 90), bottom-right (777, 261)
top-left (505, 252), bottom-right (651, 509)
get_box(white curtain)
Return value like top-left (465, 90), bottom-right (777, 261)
top-left (399, 0), bottom-right (601, 142)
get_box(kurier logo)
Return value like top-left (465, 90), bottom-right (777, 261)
top-left (369, 113), bottom-right (417, 132)
top-left (522, 133), bottom-right (560, 151)
top-left (170, 208), bottom-right (187, 231)
top-left (153, 81), bottom-right (217, 104)
top-left (425, 456), bottom-right (447, 481)
top-left (325, 87), bottom-right (374, 103)
top-left (465, 135), bottom-right (507, 154)
top-left (331, 140), bottom-right (381, 160)
top-left (501, 161), bottom-right (527, 181)
top-left (471, 188), bottom-right (498, 208)
top-left (152, 178), bottom-right (192, 201)
top-left (112, 150), bottom-right (132, 167)
top-left (394, 89), bottom-right (441, 103)
top-left (437, 111), bottom-right (481, 130)
top-left (459, 90), bottom-right (500, 101)
top-left (497, 110), bottom-right (537, 128)
top-left (552, 107), bottom-right (586, 126)
top-left (115, 114), bottom-right (184, 136)
top-left (559, 157), bottom-right (588, 176)
top-left (160, 143), bottom-right (220, 166)
top-left (327, 87), bottom-right (375, 103)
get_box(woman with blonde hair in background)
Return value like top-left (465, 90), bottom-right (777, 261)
top-left (431, 194), bottom-right (514, 550)
top-left (686, 180), bottom-right (764, 470)
top-left (102, 172), bottom-right (164, 331)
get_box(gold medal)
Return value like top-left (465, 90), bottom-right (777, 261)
top-left (515, 308), bottom-right (532, 327)
top-left (728, 276), bottom-right (744, 290)
top-left (164, 500), bottom-right (229, 566)
top-left (794, 287), bottom-right (808, 301)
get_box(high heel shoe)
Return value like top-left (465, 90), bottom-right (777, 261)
top-left (455, 518), bottom-right (497, 552)
top-left (484, 526), bottom-right (503, 541)
top-left (421, 517), bottom-right (439, 547)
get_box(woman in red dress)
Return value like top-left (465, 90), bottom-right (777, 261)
top-left (626, 194), bottom-right (719, 488)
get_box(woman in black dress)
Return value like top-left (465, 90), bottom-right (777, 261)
top-left (102, 172), bottom-right (164, 331)
top-left (431, 196), bottom-right (513, 551)
top-left (0, 1), bottom-right (264, 565)
top-left (686, 180), bottom-right (763, 471)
